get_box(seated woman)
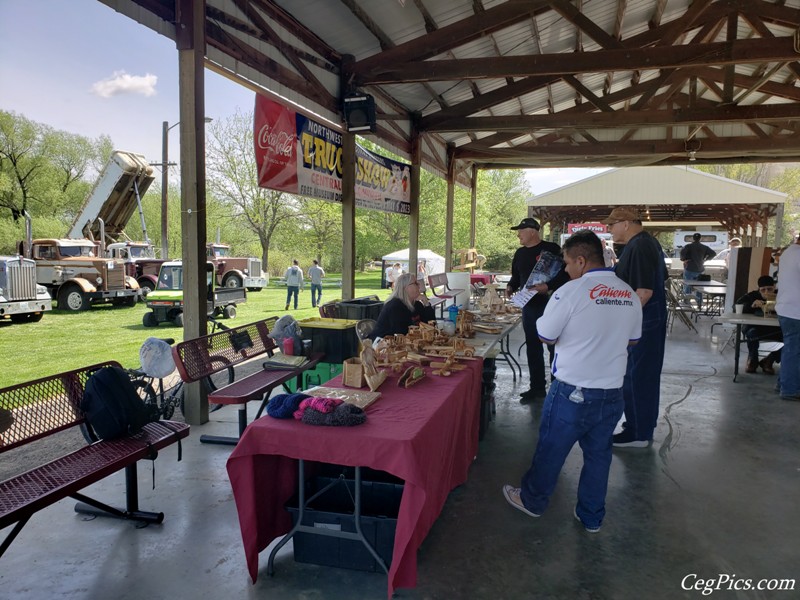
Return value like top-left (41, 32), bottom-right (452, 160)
top-left (371, 272), bottom-right (436, 339)
top-left (736, 275), bottom-right (782, 374)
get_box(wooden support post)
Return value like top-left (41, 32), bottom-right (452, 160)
top-left (176, 0), bottom-right (208, 425)
top-left (445, 145), bottom-right (455, 272)
top-left (470, 165), bottom-right (478, 249)
top-left (341, 130), bottom-right (356, 301)
top-left (409, 120), bottom-right (421, 274)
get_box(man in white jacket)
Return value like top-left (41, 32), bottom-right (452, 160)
top-left (284, 259), bottom-right (304, 310)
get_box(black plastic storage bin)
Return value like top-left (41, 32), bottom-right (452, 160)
top-left (286, 476), bottom-right (404, 572)
top-left (337, 295), bottom-right (384, 321)
top-left (298, 318), bottom-right (359, 363)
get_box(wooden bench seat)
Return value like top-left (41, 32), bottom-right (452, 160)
top-left (0, 362), bottom-right (190, 558)
top-left (172, 318), bottom-right (322, 445)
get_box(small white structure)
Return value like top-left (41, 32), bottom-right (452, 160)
top-left (381, 249), bottom-right (446, 276)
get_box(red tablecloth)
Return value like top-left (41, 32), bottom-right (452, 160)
top-left (226, 359), bottom-right (483, 597)
top-left (470, 274), bottom-right (491, 285)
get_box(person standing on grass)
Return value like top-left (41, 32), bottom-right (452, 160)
top-left (308, 259), bottom-right (325, 308)
top-left (284, 259), bottom-right (304, 310)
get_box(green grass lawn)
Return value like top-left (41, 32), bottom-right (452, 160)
top-left (0, 271), bottom-right (392, 389)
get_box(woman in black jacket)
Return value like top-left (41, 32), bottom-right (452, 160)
top-left (372, 272), bottom-right (436, 339)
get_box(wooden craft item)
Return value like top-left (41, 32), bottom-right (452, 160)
top-left (342, 358), bottom-right (366, 388)
top-left (365, 370), bottom-right (387, 392)
top-left (398, 366), bottom-right (426, 388)
top-left (304, 386), bottom-right (381, 409)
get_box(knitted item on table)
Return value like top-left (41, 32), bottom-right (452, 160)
top-left (292, 396), bottom-right (343, 420)
top-left (266, 393), bottom-right (311, 419)
top-left (302, 403), bottom-right (367, 427)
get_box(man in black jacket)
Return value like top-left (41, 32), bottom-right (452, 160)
top-left (736, 275), bottom-right (782, 374)
top-left (507, 218), bottom-right (570, 402)
top-left (680, 233), bottom-right (716, 307)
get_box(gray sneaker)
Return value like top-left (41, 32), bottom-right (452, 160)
top-left (502, 485), bottom-right (541, 518)
top-left (574, 507), bottom-right (601, 533)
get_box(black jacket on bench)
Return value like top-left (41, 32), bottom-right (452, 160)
top-left (372, 298), bottom-right (436, 339)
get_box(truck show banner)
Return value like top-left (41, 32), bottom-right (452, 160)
top-left (254, 95), bottom-right (411, 214)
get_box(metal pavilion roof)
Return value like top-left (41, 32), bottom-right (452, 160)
top-left (525, 166), bottom-right (786, 231)
top-left (104, 0), bottom-right (800, 179)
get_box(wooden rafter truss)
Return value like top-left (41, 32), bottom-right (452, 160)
top-left (114, 0), bottom-right (800, 172)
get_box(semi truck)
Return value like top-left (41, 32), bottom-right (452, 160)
top-left (143, 261), bottom-right (245, 327)
top-left (0, 256), bottom-right (52, 323)
top-left (207, 242), bottom-right (267, 291)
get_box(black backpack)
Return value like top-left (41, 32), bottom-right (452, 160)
top-left (82, 366), bottom-right (160, 440)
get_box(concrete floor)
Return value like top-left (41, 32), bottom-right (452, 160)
top-left (2, 318), bottom-right (798, 599)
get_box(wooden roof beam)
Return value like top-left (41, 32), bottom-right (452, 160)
top-left (361, 36), bottom-right (800, 83)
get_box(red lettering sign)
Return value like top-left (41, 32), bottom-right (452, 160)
top-left (589, 283), bottom-right (632, 300)
top-left (254, 95), bottom-right (298, 192)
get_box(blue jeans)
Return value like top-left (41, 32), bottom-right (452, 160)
top-left (778, 316), bottom-right (800, 396)
top-left (285, 286), bottom-right (299, 309)
top-left (310, 283), bottom-right (322, 307)
top-left (683, 269), bottom-right (703, 306)
top-left (520, 380), bottom-right (624, 529)
top-left (621, 311), bottom-right (667, 441)
top-left (522, 301), bottom-right (554, 392)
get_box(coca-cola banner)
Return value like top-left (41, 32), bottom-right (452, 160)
top-left (254, 94), bottom-right (411, 214)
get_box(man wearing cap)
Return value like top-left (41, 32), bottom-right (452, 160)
top-left (508, 217), bottom-right (570, 401)
top-left (736, 275), bottom-right (781, 374)
top-left (603, 207), bottom-right (669, 448)
top-left (680, 232), bottom-right (716, 307)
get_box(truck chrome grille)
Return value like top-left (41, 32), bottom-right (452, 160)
top-left (7, 258), bottom-right (37, 301)
top-left (105, 264), bottom-right (126, 290)
top-left (248, 258), bottom-right (262, 276)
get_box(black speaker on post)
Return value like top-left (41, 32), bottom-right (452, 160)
top-left (343, 94), bottom-right (377, 133)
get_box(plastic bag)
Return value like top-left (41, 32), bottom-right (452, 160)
top-left (525, 251), bottom-right (563, 288)
top-left (269, 315), bottom-right (304, 355)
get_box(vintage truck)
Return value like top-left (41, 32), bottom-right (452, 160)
top-left (207, 242), bottom-right (267, 291)
top-left (143, 261), bottom-right (245, 327)
top-left (0, 255), bottom-right (52, 323)
top-left (19, 212), bottom-right (141, 311)
top-left (68, 150), bottom-right (166, 296)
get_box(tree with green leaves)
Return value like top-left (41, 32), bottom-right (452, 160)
top-left (205, 109), bottom-right (300, 269)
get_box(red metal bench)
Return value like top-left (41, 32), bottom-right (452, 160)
top-left (427, 272), bottom-right (464, 316)
top-left (0, 361), bottom-right (190, 558)
top-left (172, 318), bottom-right (322, 445)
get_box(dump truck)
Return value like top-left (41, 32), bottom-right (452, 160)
top-left (67, 150), bottom-right (165, 295)
top-left (143, 261), bottom-right (245, 327)
top-left (0, 255), bottom-right (52, 323)
top-left (19, 212), bottom-right (140, 311)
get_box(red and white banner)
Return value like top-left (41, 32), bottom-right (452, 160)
top-left (567, 222), bottom-right (607, 233)
top-left (254, 95), bottom-right (410, 214)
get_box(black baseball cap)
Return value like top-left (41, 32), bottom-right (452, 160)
top-left (510, 217), bottom-right (541, 231)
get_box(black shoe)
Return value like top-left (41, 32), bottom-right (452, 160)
top-left (520, 388), bottom-right (546, 403)
top-left (612, 430), bottom-right (652, 448)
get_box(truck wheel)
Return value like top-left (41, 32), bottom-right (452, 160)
top-left (139, 281), bottom-right (155, 298)
top-left (223, 305), bottom-right (237, 319)
top-left (173, 312), bottom-right (184, 327)
top-left (224, 274), bottom-right (243, 288)
top-left (143, 312), bottom-right (159, 327)
top-left (58, 284), bottom-right (89, 311)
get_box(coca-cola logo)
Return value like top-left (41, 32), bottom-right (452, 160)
top-left (256, 123), bottom-right (293, 157)
top-left (589, 283), bottom-right (632, 300)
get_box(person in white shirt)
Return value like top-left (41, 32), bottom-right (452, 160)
top-left (502, 231), bottom-right (642, 533)
top-left (776, 237), bottom-right (800, 400)
top-left (308, 259), bottom-right (325, 308)
top-left (284, 259), bottom-right (304, 310)
top-left (387, 263), bottom-right (403, 290)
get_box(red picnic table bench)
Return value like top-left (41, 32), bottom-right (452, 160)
top-left (0, 361), bottom-right (190, 558)
top-left (172, 318), bottom-right (323, 446)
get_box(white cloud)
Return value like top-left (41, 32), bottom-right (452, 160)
top-left (90, 71), bottom-right (157, 98)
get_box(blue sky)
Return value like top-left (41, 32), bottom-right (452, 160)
top-left (0, 0), bottom-right (605, 194)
